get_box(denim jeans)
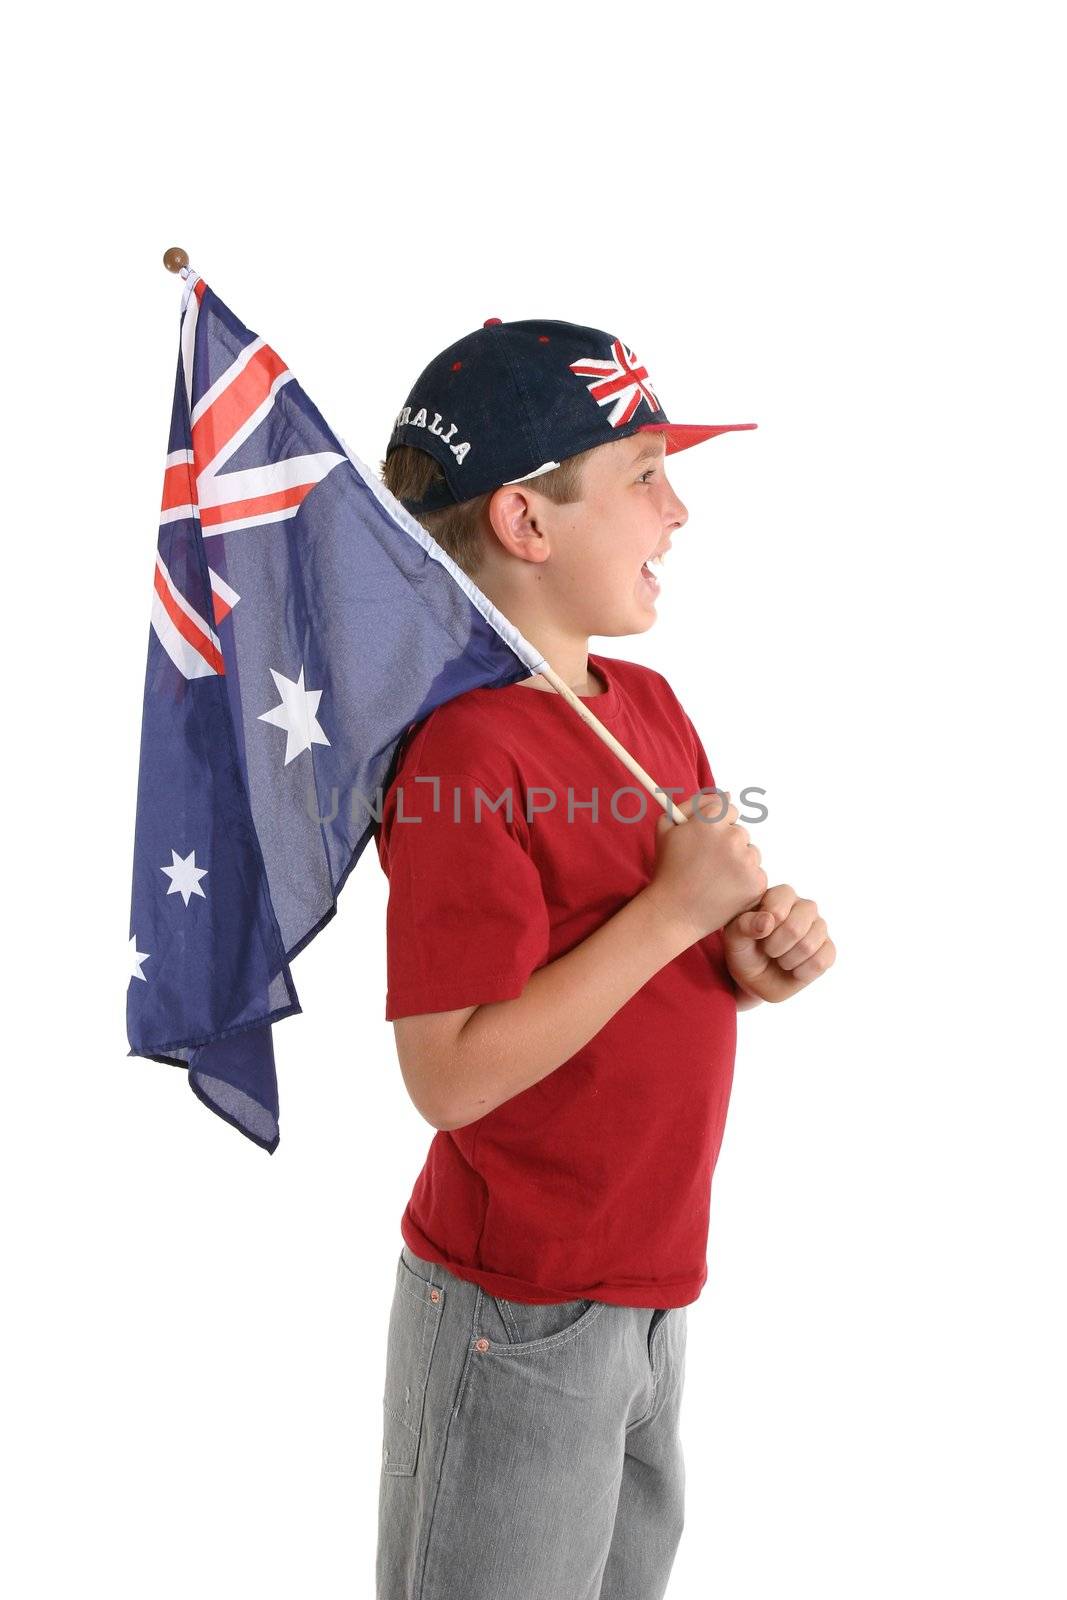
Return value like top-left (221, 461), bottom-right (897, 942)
top-left (376, 1242), bottom-right (688, 1599)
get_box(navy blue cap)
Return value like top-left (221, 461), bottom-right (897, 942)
top-left (386, 316), bottom-right (756, 514)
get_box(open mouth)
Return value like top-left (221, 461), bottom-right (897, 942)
top-left (640, 553), bottom-right (665, 596)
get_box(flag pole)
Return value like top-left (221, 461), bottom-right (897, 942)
top-left (161, 247), bottom-right (691, 827)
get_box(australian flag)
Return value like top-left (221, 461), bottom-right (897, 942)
top-left (126, 272), bottom-right (548, 1152)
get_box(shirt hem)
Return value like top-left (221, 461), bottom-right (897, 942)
top-left (400, 1210), bottom-right (707, 1310)
top-left (385, 972), bottom-right (530, 1018)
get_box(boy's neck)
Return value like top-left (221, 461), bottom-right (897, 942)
top-left (514, 634), bottom-right (603, 696)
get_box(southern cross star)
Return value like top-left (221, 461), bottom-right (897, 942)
top-left (161, 848), bottom-right (209, 907)
top-left (129, 934), bottom-right (150, 982)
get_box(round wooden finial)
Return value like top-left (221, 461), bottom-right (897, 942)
top-left (163, 246), bottom-right (190, 274)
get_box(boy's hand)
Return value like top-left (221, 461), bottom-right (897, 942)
top-left (648, 789), bottom-right (768, 945)
top-left (721, 885), bottom-right (836, 1004)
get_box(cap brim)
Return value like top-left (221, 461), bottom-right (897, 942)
top-left (637, 422), bottom-right (757, 454)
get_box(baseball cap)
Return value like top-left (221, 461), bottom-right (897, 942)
top-left (385, 316), bottom-right (756, 515)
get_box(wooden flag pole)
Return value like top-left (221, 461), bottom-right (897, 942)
top-left (162, 248), bottom-right (692, 828)
top-left (535, 664), bottom-right (689, 824)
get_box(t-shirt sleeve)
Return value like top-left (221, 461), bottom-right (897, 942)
top-left (378, 768), bottom-right (552, 1020)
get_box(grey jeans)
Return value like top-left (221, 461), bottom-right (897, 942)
top-left (376, 1243), bottom-right (688, 1599)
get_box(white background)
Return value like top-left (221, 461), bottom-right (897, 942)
top-left (5, 3), bottom-right (1064, 1595)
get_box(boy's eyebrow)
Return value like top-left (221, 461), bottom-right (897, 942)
top-left (628, 437), bottom-right (668, 467)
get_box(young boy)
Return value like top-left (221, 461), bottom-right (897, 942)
top-left (372, 317), bottom-right (836, 1600)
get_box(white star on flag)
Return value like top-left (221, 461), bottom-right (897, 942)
top-left (129, 935), bottom-right (150, 982)
top-left (258, 665), bottom-right (331, 765)
top-left (161, 847), bottom-right (209, 906)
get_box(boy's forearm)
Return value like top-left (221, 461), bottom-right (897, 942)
top-left (437, 888), bottom-right (698, 1130)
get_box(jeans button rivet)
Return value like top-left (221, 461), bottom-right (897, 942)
top-left (475, 1338), bottom-right (490, 1352)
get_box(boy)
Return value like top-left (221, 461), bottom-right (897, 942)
top-left (372, 317), bottom-right (836, 1599)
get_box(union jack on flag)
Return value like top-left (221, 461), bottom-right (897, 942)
top-left (126, 272), bottom-right (548, 1151)
top-left (569, 339), bottom-right (662, 429)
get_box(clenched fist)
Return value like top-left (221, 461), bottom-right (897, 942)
top-left (722, 884), bottom-right (836, 1005)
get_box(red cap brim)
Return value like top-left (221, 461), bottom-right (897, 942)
top-left (637, 421), bottom-right (757, 454)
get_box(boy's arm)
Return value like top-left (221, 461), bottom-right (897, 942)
top-left (394, 885), bottom-right (699, 1132)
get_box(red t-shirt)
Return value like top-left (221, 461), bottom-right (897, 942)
top-left (374, 651), bottom-right (739, 1309)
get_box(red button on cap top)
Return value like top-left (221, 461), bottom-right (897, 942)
top-left (483, 317), bottom-right (502, 327)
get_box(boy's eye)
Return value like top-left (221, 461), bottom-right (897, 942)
top-left (638, 469), bottom-right (656, 484)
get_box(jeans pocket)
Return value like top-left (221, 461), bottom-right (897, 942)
top-left (381, 1250), bottom-right (446, 1477)
top-left (485, 1291), bottom-right (605, 1352)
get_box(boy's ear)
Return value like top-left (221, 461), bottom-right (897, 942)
top-left (486, 486), bottom-right (551, 563)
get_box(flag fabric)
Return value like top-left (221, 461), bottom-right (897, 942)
top-left (126, 272), bottom-right (549, 1152)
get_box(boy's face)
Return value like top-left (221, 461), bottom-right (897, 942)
top-left (487, 429), bottom-right (689, 638)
